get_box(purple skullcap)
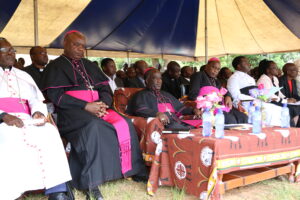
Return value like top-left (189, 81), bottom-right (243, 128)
top-left (208, 57), bottom-right (220, 62)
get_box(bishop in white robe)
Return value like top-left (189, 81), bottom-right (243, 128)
top-left (0, 37), bottom-right (71, 200)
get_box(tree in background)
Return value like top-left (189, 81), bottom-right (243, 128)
top-left (88, 52), bottom-right (300, 71)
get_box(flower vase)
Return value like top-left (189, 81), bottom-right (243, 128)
top-left (210, 110), bottom-right (215, 127)
top-left (261, 103), bottom-right (267, 128)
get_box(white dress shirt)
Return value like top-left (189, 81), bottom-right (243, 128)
top-left (104, 73), bottom-right (118, 93)
top-left (227, 70), bottom-right (255, 101)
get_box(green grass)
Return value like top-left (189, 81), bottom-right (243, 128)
top-left (21, 176), bottom-right (300, 200)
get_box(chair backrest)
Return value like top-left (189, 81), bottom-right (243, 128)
top-left (113, 88), bottom-right (144, 114)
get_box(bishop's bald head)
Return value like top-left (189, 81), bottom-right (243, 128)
top-left (63, 30), bottom-right (86, 60)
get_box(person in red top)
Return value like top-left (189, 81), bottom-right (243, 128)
top-left (279, 63), bottom-right (300, 101)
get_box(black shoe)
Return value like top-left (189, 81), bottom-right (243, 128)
top-left (48, 192), bottom-right (70, 200)
top-left (85, 187), bottom-right (104, 200)
top-left (132, 174), bottom-right (148, 183)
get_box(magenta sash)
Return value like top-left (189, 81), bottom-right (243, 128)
top-left (0, 98), bottom-right (30, 114)
top-left (181, 120), bottom-right (202, 128)
top-left (157, 102), bottom-right (202, 128)
top-left (157, 103), bottom-right (175, 113)
top-left (65, 90), bottom-right (132, 174)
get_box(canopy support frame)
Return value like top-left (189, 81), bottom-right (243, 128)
top-left (33, 0), bottom-right (38, 46)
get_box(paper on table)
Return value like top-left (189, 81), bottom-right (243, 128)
top-left (224, 123), bottom-right (252, 130)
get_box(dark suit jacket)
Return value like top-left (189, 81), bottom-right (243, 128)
top-left (188, 71), bottom-right (231, 100)
top-left (279, 75), bottom-right (300, 100)
top-left (124, 77), bottom-right (145, 88)
top-left (115, 77), bottom-right (124, 88)
top-left (161, 73), bottom-right (182, 99)
top-left (179, 76), bottom-right (190, 96)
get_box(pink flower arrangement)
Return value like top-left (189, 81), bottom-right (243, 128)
top-left (249, 83), bottom-right (281, 102)
top-left (196, 86), bottom-right (230, 113)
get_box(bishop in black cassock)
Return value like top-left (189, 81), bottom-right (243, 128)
top-left (127, 69), bottom-right (202, 129)
top-left (41, 31), bottom-right (145, 199)
top-left (188, 60), bottom-right (248, 124)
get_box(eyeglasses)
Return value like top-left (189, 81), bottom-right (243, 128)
top-left (0, 47), bottom-right (16, 54)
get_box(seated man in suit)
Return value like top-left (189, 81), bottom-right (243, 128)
top-left (161, 61), bottom-right (182, 99)
top-left (279, 63), bottom-right (300, 101)
top-left (188, 58), bottom-right (248, 124)
top-left (100, 58), bottom-right (124, 94)
top-left (124, 60), bottom-right (147, 88)
top-left (180, 66), bottom-right (193, 96)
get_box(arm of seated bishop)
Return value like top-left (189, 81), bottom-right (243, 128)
top-left (132, 105), bottom-right (157, 118)
top-left (45, 88), bottom-right (87, 109)
top-left (96, 83), bottom-right (113, 107)
top-left (127, 93), bottom-right (157, 118)
top-left (165, 92), bottom-right (194, 115)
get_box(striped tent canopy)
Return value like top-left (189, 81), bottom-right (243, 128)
top-left (0, 0), bottom-right (299, 61)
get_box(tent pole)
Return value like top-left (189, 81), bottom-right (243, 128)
top-left (205, 0), bottom-right (208, 63)
top-left (33, 0), bottom-right (38, 46)
top-left (127, 51), bottom-right (130, 66)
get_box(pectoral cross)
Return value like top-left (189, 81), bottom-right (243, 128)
top-left (87, 85), bottom-right (94, 90)
top-left (19, 99), bottom-right (26, 110)
top-left (165, 105), bottom-right (172, 115)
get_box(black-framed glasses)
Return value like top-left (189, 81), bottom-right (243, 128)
top-left (0, 47), bottom-right (16, 54)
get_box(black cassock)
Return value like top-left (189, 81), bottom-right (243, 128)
top-left (126, 89), bottom-right (195, 129)
top-left (24, 64), bottom-right (44, 89)
top-left (188, 71), bottom-right (248, 124)
top-left (41, 55), bottom-right (145, 190)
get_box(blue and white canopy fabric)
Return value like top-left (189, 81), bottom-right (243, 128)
top-left (0, 0), bottom-right (299, 60)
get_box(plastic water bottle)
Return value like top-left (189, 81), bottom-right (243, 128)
top-left (281, 103), bottom-right (290, 128)
top-left (215, 109), bottom-right (225, 139)
top-left (252, 106), bottom-right (262, 134)
top-left (202, 108), bottom-right (212, 137)
top-left (248, 101), bottom-right (255, 124)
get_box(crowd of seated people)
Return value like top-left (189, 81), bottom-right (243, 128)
top-left (3, 29), bottom-right (300, 200)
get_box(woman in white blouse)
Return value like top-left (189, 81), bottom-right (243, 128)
top-left (257, 59), bottom-right (300, 126)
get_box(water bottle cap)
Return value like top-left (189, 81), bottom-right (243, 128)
top-left (204, 108), bottom-right (210, 112)
top-left (217, 108), bottom-right (223, 114)
top-left (250, 101), bottom-right (253, 106)
top-left (255, 106), bottom-right (260, 111)
top-left (283, 103), bottom-right (288, 107)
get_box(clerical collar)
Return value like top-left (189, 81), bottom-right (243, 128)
top-left (32, 64), bottom-right (45, 72)
top-left (0, 66), bottom-right (12, 71)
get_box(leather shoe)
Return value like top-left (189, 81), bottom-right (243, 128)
top-left (48, 192), bottom-right (70, 200)
top-left (85, 187), bottom-right (104, 200)
top-left (132, 174), bottom-right (149, 183)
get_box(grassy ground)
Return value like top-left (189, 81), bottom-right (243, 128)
top-left (23, 176), bottom-right (300, 200)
